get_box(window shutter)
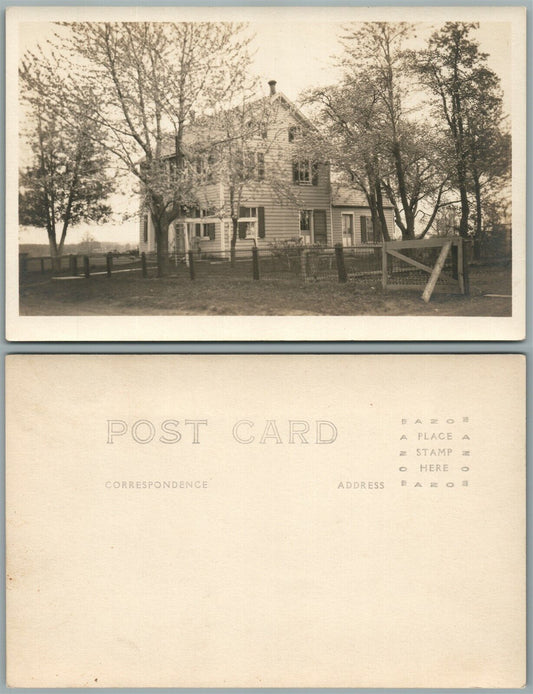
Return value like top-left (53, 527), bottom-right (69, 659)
top-left (238, 222), bottom-right (247, 239)
top-left (312, 163), bottom-right (319, 186)
top-left (258, 207), bottom-right (266, 238)
top-left (142, 216), bottom-right (148, 243)
top-left (292, 162), bottom-right (299, 184)
top-left (195, 223), bottom-right (202, 236)
top-left (257, 153), bottom-right (265, 181)
top-left (239, 206), bottom-right (247, 218)
top-left (360, 216), bottom-right (367, 243)
top-left (208, 223), bottom-right (215, 241)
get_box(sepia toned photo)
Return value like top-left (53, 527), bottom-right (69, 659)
top-left (5, 6), bottom-right (526, 341)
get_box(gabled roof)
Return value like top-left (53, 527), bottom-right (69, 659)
top-left (156, 87), bottom-right (314, 159)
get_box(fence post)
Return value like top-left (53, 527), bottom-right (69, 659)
top-left (19, 254), bottom-right (28, 279)
top-left (381, 242), bottom-right (388, 289)
top-left (299, 248), bottom-right (308, 282)
top-left (462, 239), bottom-right (470, 297)
top-left (252, 247), bottom-right (260, 280)
top-left (40, 257), bottom-right (45, 274)
top-left (334, 244), bottom-right (347, 283)
top-left (83, 255), bottom-right (90, 278)
top-left (141, 252), bottom-right (147, 278)
top-left (456, 239), bottom-right (464, 294)
top-left (70, 255), bottom-right (78, 276)
top-left (188, 250), bottom-right (196, 280)
top-left (451, 242), bottom-right (459, 280)
top-left (106, 252), bottom-right (113, 277)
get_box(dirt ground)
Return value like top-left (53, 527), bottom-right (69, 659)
top-left (19, 263), bottom-right (512, 317)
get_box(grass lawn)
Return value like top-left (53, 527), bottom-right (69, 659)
top-left (19, 263), bottom-right (512, 317)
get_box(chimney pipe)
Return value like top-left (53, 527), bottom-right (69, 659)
top-left (268, 80), bottom-right (277, 96)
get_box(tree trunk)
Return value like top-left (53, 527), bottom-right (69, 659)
top-left (49, 246), bottom-right (62, 273)
top-left (472, 170), bottom-right (483, 260)
top-left (47, 228), bottom-right (62, 274)
top-left (153, 218), bottom-right (170, 277)
top-left (375, 182), bottom-right (392, 242)
top-left (458, 181), bottom-right (470, 238)
top-left (230, 217), bottom-right (238, 267)
top-left (391, 142), bottom-right (415, 239)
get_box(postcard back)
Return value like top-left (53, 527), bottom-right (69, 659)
top-left (5, 354), bottom-right (525, 687)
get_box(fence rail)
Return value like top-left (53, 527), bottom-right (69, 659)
top-left (19, 239), bottom-right (472, 301)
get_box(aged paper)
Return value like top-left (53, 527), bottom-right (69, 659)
top-left (5, 5), bottom-right (526, 342)
top-left (6, 354), bottom-right (525, 688)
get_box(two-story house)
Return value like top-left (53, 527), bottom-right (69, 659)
top-left (139, 81), bottom-right (394, 256)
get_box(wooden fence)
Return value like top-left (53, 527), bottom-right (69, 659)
top-left (19, 239), bottom-right (471, 302)
top-left (382, 237), bottom-right (469, 302)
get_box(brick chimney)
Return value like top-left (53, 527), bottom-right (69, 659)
top-left (268, 80), bottom-right (277, 96)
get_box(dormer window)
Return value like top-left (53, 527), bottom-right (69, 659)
top-left (288, 125), bottom-right (302, 142)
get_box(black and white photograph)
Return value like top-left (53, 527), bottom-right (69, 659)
top-left (5, 6), bottom-right (526, 341)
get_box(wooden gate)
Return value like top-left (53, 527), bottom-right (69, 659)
top-left (381, 237), bottom-right (469, 302)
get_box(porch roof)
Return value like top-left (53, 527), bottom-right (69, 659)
top-left (331, 186), bottom-right (393, 209)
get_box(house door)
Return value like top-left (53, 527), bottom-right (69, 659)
top-left (341, 213), bottom-right (354, 246)
top-left (313, 210), bottom-right (327, 245)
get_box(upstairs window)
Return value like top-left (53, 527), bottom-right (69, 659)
top-left (195, 155), bottom-right (215, 183)
top-left (241, 151), bottom-right (266, 181)
top-left (293, 161), bottom-right (319, 186)
top-left (288, 125), bottom-right (302, 142)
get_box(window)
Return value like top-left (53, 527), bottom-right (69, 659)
top-left (293, 161), bottom-right (319, 186)
top-left (299, 210), bottom-right (313, 244)
top-left (204, 222), bottom-right (216, 239)
top-left (142, 215), bottom-right (148, 243)
top-left (288, 125), bottom-right (302, 142)
top-left (195, 156), bottom-right (215, 183)
top-left (238, 206), bottom-right (266, 239)
top-left (293, 161), bottom-right (310, 184)
top-left (342, 213), bottom-right (354, 246)
top-left (242, 151), bottom-right (266, 181)
top-left (238, 207), bottom-right (258, 239)
top-left (360, 215), bottom-right (377, 243)
top-left (186, 208), bottom-right (216, 240)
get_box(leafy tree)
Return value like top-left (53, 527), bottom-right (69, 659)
top-left (414, 22), bottom-right (509, 239)
top-left (302, 80), bottom-right (393, 242)
top-left (57, 21), bottom-right (252, 276)
top-left (19, 53), bottom-right (113, 270)
top-left (304, 23), bottom-right (452, 241)
top-left (463, 68), bottom-right (510, 248)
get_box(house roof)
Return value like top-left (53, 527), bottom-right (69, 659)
top-left (331, 186), bottom-right (393, 209)
top-left (156, 88), bottom-right (314, 159)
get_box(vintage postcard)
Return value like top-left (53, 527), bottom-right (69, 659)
top-left (5, 5), bottom-right (526, 341)
top-left (6, 354), bottom-right (525, 687)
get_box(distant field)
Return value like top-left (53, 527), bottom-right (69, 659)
top-left (19, 264), bottom-right (512, 317)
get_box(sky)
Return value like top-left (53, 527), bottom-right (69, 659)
top-left (18, 18), bottom-right (513, 246)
